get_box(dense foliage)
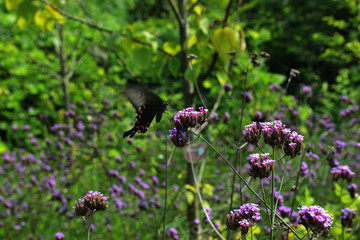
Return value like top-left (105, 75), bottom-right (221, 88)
top-left (1, 0), bottom-right (359, 239)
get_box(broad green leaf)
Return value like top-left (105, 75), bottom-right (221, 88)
top-left (304, 187), bottom-right (314, 205)
top-left (211, 27), bottom-right (238, 62)
top-left (168, 57), bottom-right (180, 77)
top-left (131, 47), bottom-right (153, 71)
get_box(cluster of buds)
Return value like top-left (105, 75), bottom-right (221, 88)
top-left (169, 107), bottom-right (208, 147)
top-left (283, 131), bottom-right (304, 159)
top-left (330, 165), bottom-right (355, 182)
top-left (247, 153), bottom-right (275, 179)
top-left (244, 120), bottom-right (304, 159)
top-left (243, 122), bottom-right (262, 146)
top-left (226, 203), bottom-right (262, 234)
top-left (347, 184), bottom-right (357, 199)
top-left (340, 208), bottom-right (357, 228)
top-left (73, 191), bottom-right (109, 217)
top-left (250, 51), bottom-right (270, 67)
top-left (298, 205), bottom-right (333, 237)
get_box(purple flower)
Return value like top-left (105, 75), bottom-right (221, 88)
top-left (169, 128), bottom-right (187, 148)
top-left (243, 91), bottom-right (253, 103)
top-left (298, 205), bottom-right (333, 237)
top-left (334, 140), bottom-right (345, 153)
top-left (73, 191), bottom-right (109, 216)
top-left (300, 162), bottom-right (309, 176)
top-left (223, 83), bottom-right (232, 92)
top-left (247, 153), bottom-right (275, 179)
top-left (270, 84), bottom-right (282, 91)
top-left (243, 122), bottom-right (262, 146)
top-left (54, 232), bottom-right (65, 239)
top-left (226, 203), bottom-right (261, 230)
top-left (340, 208), bottom-right (356, 228)
top-left (301, 85), bottom-right (313, 96)
top-left (238, 219), bottom-right (251, 235)
top-left (210, 112), bottom-right (219, 122)
top-left (173, 107), bottom-right (208, 131)
top-left (11, 124), bottom-right (18, 130)
top-left (167, 227), bottom-right (179, 240)
top-left (23, 125), bottom-right (31, 131)
top-left (278, 206), bottom-right (298, 222)
top-left (347, 183), bottom-right (357, 198)
top-left (223, 112), bottom-right (230, 124)
top-left (331, 165), bottom-right (355, 182)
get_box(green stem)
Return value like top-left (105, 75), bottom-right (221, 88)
top-left (270, 148), bottom-right (275, 240)
top-left (261, 180), bottom-right (272, 228)
top-left (195, 133), bottom-right (302, 239)
top-left (87, 213), bottom-right (94, 240)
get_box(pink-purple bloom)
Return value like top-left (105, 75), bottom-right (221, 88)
top-left (54, 232), bottom-right (65, 240)
top-left (73, 191), bottom-right (109, 216)
top-left (331, 165), bottom-right (355, 182)
top-left (247, 153), bottom-right (275, 179)
top-left (340, 208), bottom-right (356, 228)
top-left (226, 203), bottom-right (261, 231)
top-left (347, 183), bottom-right (357, 198)
top-left (298, 205), bottom-right (333, 237)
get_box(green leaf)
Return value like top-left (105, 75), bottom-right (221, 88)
top-left (163, 41), bottom-right (181, 56)
top-left (216, 72), bottom-right (229, 86)
top-left (131, 47), bottom-right (153, 71)
top-left (211, 27), bottom-right (238, 62)
top-left (5, 0), bottom-right (23, 10)
top-left (168, 57), bottom-right (180, 77)
top-left (199, 18), bottom-right (209, 35)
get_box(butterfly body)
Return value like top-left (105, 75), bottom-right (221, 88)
top-left (123, 84), bottom-right (167, 138)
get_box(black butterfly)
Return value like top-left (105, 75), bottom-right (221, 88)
top-left (123, 84), bottom-right (168, 138)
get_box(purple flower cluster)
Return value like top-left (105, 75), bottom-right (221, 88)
top-left (169, 107), bottom-right (208, 147)
top-left (300, 162), bottom-right (309, 176)
top-left (298, 205), bottom-right (333, 237)
top-left (244, 120), bottom-right (304, 158)
top-left (330, 165), bottom-right (355, 182)
top-left (243, 122), bottom-right (262, 146)
top-left (247, 153), bottom-right (275, 179)
top-left (347, 183), bottom-right (357, 199)
top-left (340, 208), bottom-right (356, 228)
top-left (278, 206), bottom-right (298, 223)
top-left (226, 203), bottom-right (261, 233)
top-left (167, 227), bottom-right (179, 240)
top-left (54, 232), bottom-right (65, 240)
top-left (73, 191), bottom-right (109, 217)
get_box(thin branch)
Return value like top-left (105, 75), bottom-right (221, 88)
top-left (167, 0), bottom-right (185, 25)
top-left (222, 0), bottom-right (235, 28)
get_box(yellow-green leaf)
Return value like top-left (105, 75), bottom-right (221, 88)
top-left (47, 5), bottom-right (65, 24)
top-left (216, 72), bottom-right (229, 86)
top-left (35, 10), bottom-right (56, 31)
top-left (211, 27), bottom-right (238, 62)
top-left (163, 41), bottom-right (181, 56)
top-left (5, 0), bottom-right (23, 10)
top-left (201, 183), bottom-right (214, 197)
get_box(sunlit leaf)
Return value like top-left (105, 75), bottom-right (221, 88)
top-left (199, 18), bottom-right (209, 35)
top-left (211, 27), bottom-right (238, 62)
top-left (47, 5), bottom-right (65, 24)
top-left (163, 41), bottom-right (181, 56)
top-left (5, 0), bottom-right (23, 10)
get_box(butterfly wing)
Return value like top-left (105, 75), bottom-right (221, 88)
top-left (123, 84), bottom-right (167, 138)
top-left (124, 84), bottom-right (164, 109)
